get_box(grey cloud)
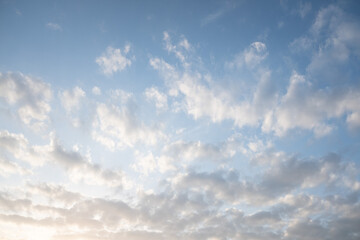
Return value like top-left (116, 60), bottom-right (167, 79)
top-left (0, 175), bottom-right (359, 240)
top-left (0, 130), bottom-right (126, 188)
top-left (173, 152), bottom-right (359, 205)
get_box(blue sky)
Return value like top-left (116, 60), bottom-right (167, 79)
top-left (1, 0), bottom-right (360, 239)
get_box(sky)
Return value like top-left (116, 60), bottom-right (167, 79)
top-left (0, 0), bottom-right (360, 239)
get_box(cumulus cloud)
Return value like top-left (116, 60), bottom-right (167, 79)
top-left (92, 102), bottom-right (164, 150)
top-left (153, 31), bottom-right (360, 136)
top-left (308, 6), bottom-right (360, 79)
top-left (0, 149), bottom-right (359, 240)
top-left (262, 72), bottom-right (360, 136)
top-left (0, 155), bottom-right (30, 176)
top-left (59, 86), bottom-right (85, 113)
top-left (59, 86), bottom-right (86, 127)
top-left (150, 55), bottom-right (274, 128)
top-left (227, 42), bottom-right (268, 69)
top-left (132, 138), bottom-right (238, 175)
top-left (163, 140), bottom-right (236, 163)
top-left (291, 5), bottom-right (360, 83)
top-left (96, 45), bottom-right (132, 76)
top-left (1, 4), bottom-right (360, 240)
top-left (145, 87), bottom-right (168, 111)
top-left (0, 72), bottom-right (52, 130)
top-left (171, 151), bottom-right (360, 206)
top-left (92, 86), bottom-right (102, 95)
top-left (0, 130), bottom-right (126, 188)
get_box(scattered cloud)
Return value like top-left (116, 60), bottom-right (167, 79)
top-left (46, 22), bottom-right (62, 31)
top-left (0, 130), bottom-right (126, 188)
top-left (92, 86), bottom-right (102, 95)
top-left (0, 72), bottom-right (52, 130)
top-left (227, 42), bottom-right (268, 69)
top-left (145, 87), bottom-right (168, 111)
top-left (92, 102), bottom-right (164, 150)
top-left (59, 86), bottom-right (85, 114)
top-left (1, 3), bottom-right (360, 240)
top-left (95, 45), bottom-right (132, 76)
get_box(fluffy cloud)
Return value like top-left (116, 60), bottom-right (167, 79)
top-left (0, 149), bottom-right (359, 240)
top-left (150, 56), bottom-right (273, 128)
top-left (145, 87), bottom-right (168, 111)
top-left (92, 86), bottom-right (102, 95)
top-left (172, 152), bottom-right (359, 205)
top-left (163, 139), bottom-right (236, 163)
top-left (262, 72), bottom-right (360, 136)
top-left (132, 138), bottom-right (238, 175)
top-left (290, 5), bottom-right (360, 83)
top-left (59, 86), bottom-right (85, 113)
top-left (0, 130), bottom-right (126, 188)
top-left (92, 102), bottom-right (164, 150)
top-left (59, 86), bottom-right (86, 127)
top-left (227, 42), bottom-right (268, 69)
top-left (96, 45), bottom-right (132, 76)
top-left (0, 155), bottom-right (30, 176)
top-left (1, 4), bottom-right (360, 240)
top-left (0, 72), bottom-right (52, 130)
top-left (153, 30), bottom-right (360, 136)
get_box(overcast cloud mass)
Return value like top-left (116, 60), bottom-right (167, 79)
top-left (0, 0), bottom-right (360, 239)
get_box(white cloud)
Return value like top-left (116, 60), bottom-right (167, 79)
top-left (46, 22), bottom-right (62, 31)
top-left (173, 152), bottom-right (359, 205)
top-left (96, 45), bottom-right (132, 76)
top-left (92, 86), bottom-right (101, 95)
top-left (150, 56), bottom-right (273, 128)
top-left (163, 140), bottom-right (236, 163)
top-left (0, 147), bottom-right (359, 240)
top-left (0, 72), bottom-right (52, 130)
top-left (59, 86), bottom-right (85, 113)
top-left (0, 130), bottom-right (126, 188)
top-left (163, 32), bottom-right (190, 64)
top-left (145, 87), bottom-right (168, 111)
top-left (291, 5), bottom-right (360, 82)
top-left (110, 88), bottom-right (133, 103)
top-left (132, 151), bottom-right (157, 176)
top-left (59, 86), bottom-right (86, 127)
top-left (92, 102), bottom-right (164, 150)
top-left (262, 72), bottom-right (360, 136)
top-left (154, 31), bottom-right (360, 136)
top-left (0, 155), bottom-right (30, 176)
top-left (227, 42), bottom-right (268, 69)
top-left (298, 2), bottom-right (312, 18)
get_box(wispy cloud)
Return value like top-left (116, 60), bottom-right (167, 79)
top-left (46, 22), bottom-right (62, 31)
top-left (201, 2), bottom-right (237, 26)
